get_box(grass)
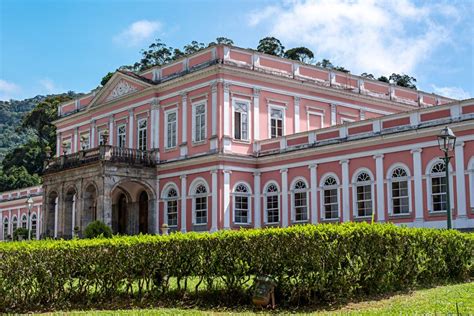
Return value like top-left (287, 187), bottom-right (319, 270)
top-left (41, 282), bottom-right (473, 315)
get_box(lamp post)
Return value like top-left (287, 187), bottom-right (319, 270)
top-left (26, 196), bottom-right (34, 240)
top-left (437, 126), bottom-right (456, 229)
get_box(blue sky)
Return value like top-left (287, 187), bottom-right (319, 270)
top-left (1, 0), bottom-right (473, 101)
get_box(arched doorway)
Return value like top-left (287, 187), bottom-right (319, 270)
top-left (138, 191), bottom-right (149, 234)
top-left (83, 184), bottom-right (97, 230)
top-left (64, 188), bottom-right (76, 239)
top-left (46, 191), bottom-right (58, 237)
top-left (117, 193), bottom-right (127, 234)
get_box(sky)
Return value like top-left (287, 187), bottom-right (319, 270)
top-left (1, 0), bottom-right (473, 101)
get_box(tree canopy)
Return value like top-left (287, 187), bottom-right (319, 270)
top-left (257, 37), bottom-right (285, 57)
top-left (284, 47), bottom-right (314, 63)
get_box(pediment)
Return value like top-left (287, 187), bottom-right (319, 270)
top-left (88, 72), bottom-right (151, 109)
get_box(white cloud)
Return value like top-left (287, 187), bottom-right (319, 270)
top-left (39, 78), bottom-right (60, 94)
top-left (432, 85), bottom-right (471, 100)
top-left (248, 0), bottom-right (459, 77)
top-left (114, 20), bottom-right (162, 47)
top-left (0, 79), bottom-right (21, 101)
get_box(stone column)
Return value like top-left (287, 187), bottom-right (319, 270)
top-left (71, 194), bottom-right (76, 236)
top-left (211, 169), bottom-right (218, 232)
top-left (331, 104), bottom-right (337, 126)
top-left (254, 171), bottom-right (261, 228)
top-left (128, 109), bottom-right (134, 148)
top-left (223, 170), bottom-right (231, 229)
top-left (155, 179), bottom-right (160, 234)
top-left (223, 83), bottom-right (232, 152)
top-left (340, 159), bottom-right (350, 222)
top-left (374, 154), bottom-right (385, 222)
top-left (210, 83), bottom-right (218, 150)
top-left (73, 128), bottom-right (79, 152)
top-left (108, 116), bottom-right (114, 145)
top-left (180, 92), bottom-right (188, 157)
top-left (180, 175), bottom-right (187, 232)
top-left (253, 88), bottom-right (261, 141)
top-left (411, 148), bottom-right (424, 223)
top-left (309, 164), bottom-right (318, 224)
top-left (54, 196), bottom-right (58, 238)
top-left (56, 133), bottom-right (61, 157)
top-left (90, 120), bottom-right (96, 148)
top-left (294, 96), bottom-right (300, 133)
top-left (455, 141), bottom-right (467, 219)
top-left (280, 168), bottom-right (289, 227)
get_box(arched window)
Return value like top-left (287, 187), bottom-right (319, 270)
top-left (233, 183), bottom-right (251, 224)
top-left (322, 176), bottom-right (339, 219)
top-left (165, 187), bottom-right (179, 227)
top-left (292, 179), bottom-right (308, 222)
top-left (31, 214), bottom-right (37, 239)
top-left (355, 172), bottom-right (373, 217)
top-left (12, 216), bottom-right (18, 233)
top-left (390, 167), bottom-right (410, 215)
top-left (265, 183), bottom-right (280, 224)
top-left (430, 162), bottom-right (447, 212)
top-left (193, 183), bottom-right (208, 225)
top-left (21, 214), bottom-right (28, 229)
top-left (2, 218), bottom-right (8, 240)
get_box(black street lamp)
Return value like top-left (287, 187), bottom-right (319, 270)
top-left (26, 196), bottom-right (34, 240)
top-left (437, 126), bottom-right (456, 229)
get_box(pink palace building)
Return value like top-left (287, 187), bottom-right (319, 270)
top-left (1, 44), bottom-right (474, 240)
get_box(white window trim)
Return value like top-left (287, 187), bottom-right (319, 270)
top-left (352, 168), bottom-right (375, 218)
top-left (137, 118), bottom-right (148, 151)
top-left (290, 177), bottom-right (310, 223)
top-left (232, 98), bottom-right (251, 141)
top-left (386, 163), bottom-right (412, 216)
top-left (161, 183), bottom-right (180, 227)
top-left (116, 124), bottom-right (127, 148)
top-left (263, 181), bottom-right (280, 224)
top-left (164, 108), bottom-right (178, 149)
top-left (189, 178), bottom-right (210, 226)
top-left (232, 181), bottom-right (252, 225)
top-left (306, 111), bottom-right (325, 131)
top-left (21, 214), bottom-right (27, 228)
top-left (319, 173), bottom-right (341, 220)
top-left (191, 101), bottom-right (207, 144)
top-left (268, 104), bottom-right (286, 139)
top-left (425, 158), bottom-right (454, 214)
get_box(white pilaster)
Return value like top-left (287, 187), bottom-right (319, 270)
top-left (254, 171), bottom-right (261, 228)
top-left (455, 142), bottom-right (467, 219)
top-left (294, 96), bottom-right (300, 133)
top-left (360, 108), bottom-right (366, 120)
top-left (56, 133), bottom-right (61, 157)
top-left (223, 170), bottom-right (231, 229)
top-left (71, 194), bottom-right (76, 236)
top-left (180, 92), bottom-right (188, 157)
top-left (223, 83), bottom-right (232, 152)
top-left (156, 179), bottom-right (160, 234)
top-left (210, 83), bottom-right (218, 150)
top-left (411, 148), bottom-right (424, 222)
top-left (340, 159), bottom-right (350, 222)
top-left (331, 104), bottom-right (337, 126)
top-left (128, 109), bottom-right (134, 148)
top-left (211, 169), bottom-right (218, 232)
top-left (90, 121), bottom-right (96, 148)
top-left (253, 88), bottom-right (261, 141)
top-left (374, 154), bottom-right (385, 222)
top-left (309, 164), bottom-right (318, 224)
top-left (281, 168), bottom-right (289, 227)
top-left (73, 128), bottom-right (78, 152)
top-left (108, 117), bottom-right (114, 146)
top-left (151, 98), bottom-right (160, 149)
top-left (180, 175), bottom-right (187, 232)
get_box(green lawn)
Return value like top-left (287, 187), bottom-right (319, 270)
top-left (43, 282), bottom-right (473, 315)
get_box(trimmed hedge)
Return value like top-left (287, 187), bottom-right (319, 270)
top-left (0, 223), bottom-right (472, 312)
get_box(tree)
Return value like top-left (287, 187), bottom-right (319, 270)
top-left (361, 73), bottom-right (375, 80)
top-left (284, 47), bottom-right (314, 63)
top-left (316, 59), bottom-right (333, 68)
top-left (137, 39), bottom-right (174, 71)
top-left (0, 166), bottom-right (41, 192)
top-left (183, 41), bottom-right (206, 55)
top-left (377, 75), bottom-right (389, 83)
top-left (100, 72), bottom-right (114, 86)
top-left (333, 66), bottom-right (350, 73)
top-left (257, 37), bottom-right (285, 56)
top-left (215, 37), bottom-right (234, 45)
top-left (388, 73), bottom-right (417, 89)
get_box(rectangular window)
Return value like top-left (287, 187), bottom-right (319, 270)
top-left (266, 195), bottom-right (279, 223)
top-left (294, 192), bottom-right (308, 222)
top-left (356, 184), bottom-right (372, 217)
top-left (117, 125), bottom-right (126, 148)
top-left (270, 108), bottom-right (283, 138)
top-left (98, 131), bottom-right (106, 146)
top-left (165, 110), bottom-right (177, 149)
top-left (193, 102), bottom-right (206, 143)
top-left (234, 101), bottom-right (249, 140)
top-left (234, 195), bottom-right (249, 224)
top-left (80, 134), bottom-right (90, 150)
top-left (432, 177), bottom-right (447, 212)
top-left (63, 139), bottom-right (72, 154)
top-left (137, 119), bottom-right (147, 150)
top-left (392, 181), bottom-right (410, 214)
top-left (195, 196), bottom-right (207, 224)
top-left (324, 188), bottom-right (339, 219)
top-left (167, 200), bottom-right (178, 227)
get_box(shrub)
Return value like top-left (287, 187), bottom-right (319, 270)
top-left (12, 227), bottom-right (29, 241)
top-left (0, 223), bottom-right (472, 312)
top-left (83, 220), bottom-right (112, 239)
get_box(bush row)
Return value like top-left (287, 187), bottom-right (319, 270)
top-left (0, 223), bottom-right (472, 312)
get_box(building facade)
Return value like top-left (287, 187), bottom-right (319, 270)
top-left (1, 44), bottom-right (473, 240)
